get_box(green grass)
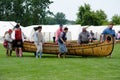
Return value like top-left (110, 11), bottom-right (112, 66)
top-left (0, 43), bottom-right (120, 80)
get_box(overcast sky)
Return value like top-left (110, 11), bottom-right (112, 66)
top-left (50, 0), bottom-right (120, 21)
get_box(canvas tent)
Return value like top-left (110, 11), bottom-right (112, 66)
top-left (0, 21), bottom-right (120, 43)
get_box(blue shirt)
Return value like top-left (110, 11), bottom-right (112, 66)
top-left (102, 28), bottom-right (115, 37)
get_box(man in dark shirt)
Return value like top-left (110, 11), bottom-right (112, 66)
top-left (57, 27), bottom-right (68, 58)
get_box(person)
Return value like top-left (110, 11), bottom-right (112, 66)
top-left (34, 26), bottom-right (44, 58)
top-left (78, 27), bottom-right (90, 44)
top-left (101, 23), bottom-right (116, 57)
top-left (12, 23), bottom-right (25, 57)
top-left (116, 31), bottom-right (120, 40)
top-left (55, 24), bottom-right (63, 44)
top-left (89, 30), bottom-right (96, 42)
top-left (57, 27), bottom-right (68, 58)
top-left (101, 23), bottom-right (116, 42)
top-left (4, 29), bottom-right (13, 56)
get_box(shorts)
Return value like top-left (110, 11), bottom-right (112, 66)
top-left (13, 40), bottom-right (23, 48)
top-left (58, 42), bottom-right (67, 53)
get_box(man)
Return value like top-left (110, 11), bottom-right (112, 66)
top-left (4, 29), bottom-right (13, 56)
top-left (101, 23), bottom-right (116, 57)
top-left (55, 24), bottom-right (63, 44)
top-left (78, 27), bottom-right (90, 44)
top-left (34, 26), bottom-right (44, 58)
top-left (101, 23), bottom-right (116, 42)
top-left (57, 27), bottom-right (68, 58)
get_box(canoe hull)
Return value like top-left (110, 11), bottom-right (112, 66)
top-left (23, 35), bottom-right (114, 57)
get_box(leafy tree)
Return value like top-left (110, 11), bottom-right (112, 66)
top-left (95, 10), bottom-right (108, 25)
top-left (45, 16), bottom-right (56, 25)
top-left (54, 12), bottom-right (67, 24)
top-left (81, 11), bottom-right (101, 26)
top-left (0, 0), bottom-right (13, 20)
top-left (12, 0), bottom-right (24, 23)
top-left (76, 3), bottom-right (91, 24)
top-left (0, 0), bottom-right (53, 26)
top-left (76, 3), bottom-right (108, 26)
top-left (111, 14), bottom-right (120, 25)
top-left (30, 0), bottom-right (53, 25)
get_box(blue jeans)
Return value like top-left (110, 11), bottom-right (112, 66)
top-left (58, 42), bottom-right (67, 53)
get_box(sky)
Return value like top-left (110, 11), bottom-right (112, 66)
top-left (49, 0), bottom-right (120, 21)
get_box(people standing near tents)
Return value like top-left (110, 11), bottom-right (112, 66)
top-left (101, 23), bottom-right (116, 57)
top-left (12, 23), bottom-right (25, 57)
top-left (55, 24), bottom-right (63, 44)
top-left (57, 27), bottom-right (68, 58)
top-left (78, 27), bottom-right (90, 44)
top-left (4, 29), bottom-right (13, 56)
top-left (34, 26), bottom-right (44, 58)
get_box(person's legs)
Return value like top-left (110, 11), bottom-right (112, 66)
top-left (6, 43), bottom-right (10, 56)
top-left (6, 49), bottom-right (9, 56)
top-left (19, 48), bottom-right (22, 57)
top-left (39, 43), bottom-right (43, 58)
top-left (9, 43), bottom-right (12, 56)
top-left (58, 42), bottom-right (67, 58)
top-left (15, 48), bottom-right (19, 57)
top-left (10, 50), bottom-right (12, 56)
top-left (58, 42), bottom-right (62, 58)
top-left (35, 43), bottom-right (40, 58)
top-left (62, 44), bottom-right (67, 58)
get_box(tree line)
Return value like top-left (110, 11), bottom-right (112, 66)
top-left (0, 0), bottom-right (120, 26)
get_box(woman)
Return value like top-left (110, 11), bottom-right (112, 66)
top-left (34, 26), bottom-right (44, 58)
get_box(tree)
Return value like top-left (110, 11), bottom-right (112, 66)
top-left (0, 0), bottom-right (13, 20)
top-left (30, 0), bottom-right (53, 25)
top-left (111, 14), bottom-right (120, 25)
top-left (81, 11), bottom-right (101, 26)
top-left (12, 0), bottom-right (24, 23)
top-left (45, 16), bottom-right (56, 25)
top-left (0, 0), bottom-right (53, 26)
top-left (95, 10), bottom-right (108, 25)
top-left (54, 12), bottom-right (67, 24)
top-left (76, 3), bottom-right (91, 24)
top-left (76, 3), bottom-right (108, 26)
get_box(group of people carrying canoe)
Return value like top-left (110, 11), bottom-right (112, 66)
top-left (3, 23), bottom-right (116, 58)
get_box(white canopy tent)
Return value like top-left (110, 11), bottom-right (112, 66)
top-left (0, 21), bottom-right (120, 43)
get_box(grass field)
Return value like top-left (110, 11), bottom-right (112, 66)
top-left (0, 43), bottom-right (120, 80)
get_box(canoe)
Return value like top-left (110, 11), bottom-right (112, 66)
top-left (23, 35), bottom-right (114, 57)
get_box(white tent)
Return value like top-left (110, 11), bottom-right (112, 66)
top-left (24, 25), bottom-right (82, 41)
top-left (1, 21), bottom-right (120, 43)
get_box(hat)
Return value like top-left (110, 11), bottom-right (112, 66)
top-left (8, 29), bottom-right (12, 33)
top-left (59, 24), bottom-right (63, 27)
top-left (82, 26), bottom-right (89, 29)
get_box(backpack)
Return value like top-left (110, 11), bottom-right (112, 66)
top-left (15, 29), bottom-right (22, 40)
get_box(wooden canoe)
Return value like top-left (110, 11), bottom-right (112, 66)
top-left (23, 35), bottom-right (114, 57)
